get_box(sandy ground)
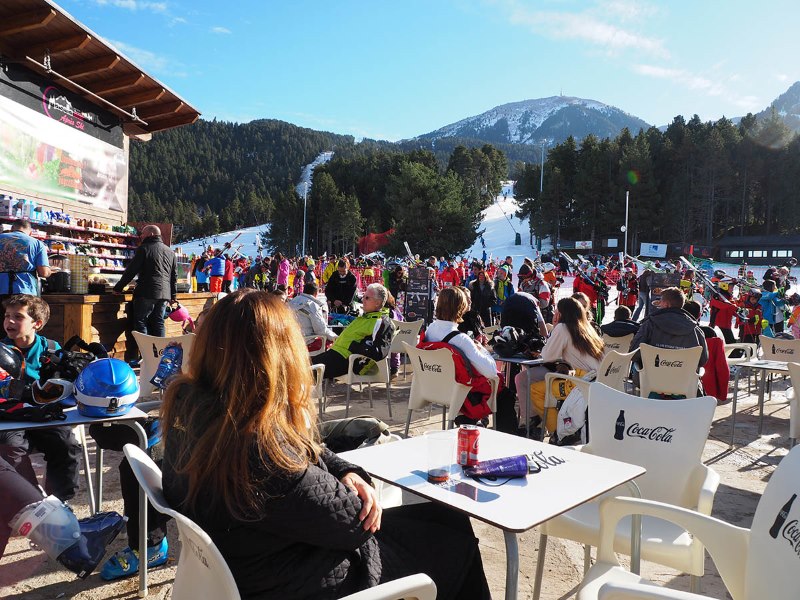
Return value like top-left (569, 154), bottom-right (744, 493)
top-left (0, 368), bottom-right (792, 600)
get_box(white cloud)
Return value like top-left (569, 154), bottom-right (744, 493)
top-left (776, 73), bottom-right (790, 83)
top-left (109, 39), bottom-right (167, 72)
top-left (633, 63), bottom-right (760, 112)
top-left (491, 0), bottom-right (668, 58)
top-left (211, 26), bottom-right (232, 34)
top-left (92, 0), bottom-right (167, 12)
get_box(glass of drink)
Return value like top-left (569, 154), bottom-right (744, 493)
top-left (425, 431), bottom-right (455, 484)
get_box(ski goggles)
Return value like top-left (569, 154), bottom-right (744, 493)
top-left (31, 379), bottom-right (75, 405)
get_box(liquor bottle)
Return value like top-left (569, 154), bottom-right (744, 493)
top-left (769, 493), bottom-right (797, 539)
top-left (654, 353), bottom-right (660, 368)
top-left (614, 409), bottom-right (625, 440)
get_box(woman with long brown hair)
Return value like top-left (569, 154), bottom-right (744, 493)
top-left (161, 289), bottom-right (490, 600)
top-left (515, 296), bottom-right (604, 435)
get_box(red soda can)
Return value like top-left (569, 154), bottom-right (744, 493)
top-left (457, 425), bottom-right (480, 467)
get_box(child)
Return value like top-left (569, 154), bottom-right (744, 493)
top-left (0, 295), bottom-right (81, 502)
top-left (738, 291), bottom-right (762, 346)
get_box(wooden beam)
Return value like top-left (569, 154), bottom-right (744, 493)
top-left (143, 111), bottom-right (200, 132)
top-left (136, 101), bottom-right (184, 120)
top-left (59, 55), bottom-right (120, 78)
top-left (86, 72), bottom-right (144, 95)
top-left (0, 8), bottom-right (56, 36)
top-left (26, 34), bottom-right (92, 59)
top-left (111, 87), bottom-right (166, 108)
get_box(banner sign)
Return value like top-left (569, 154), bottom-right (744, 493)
top-left (640, 243), bottom-right (667, 258)
top-left (575, 240), bottom-right (592, 249)
top-left (0, 63), bottom-right (127, 212)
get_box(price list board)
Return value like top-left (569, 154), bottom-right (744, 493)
top-left (649, 272), bottom-right (681, 312)
top-left (405, 266), bottom-right (431, 322)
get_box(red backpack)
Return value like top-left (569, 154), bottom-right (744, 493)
top-left (417, 331), bottom-right (493, 421)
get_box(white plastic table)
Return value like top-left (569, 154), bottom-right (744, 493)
top-left (0, 406), bottom-right (152, 597)
top-left (341, 428), bottom-right (645, 600)
top-left (730, 359), bottom-right (790, 447)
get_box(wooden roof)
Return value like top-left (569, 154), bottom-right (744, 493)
top-left (0, 0), bottom-right (200, 136)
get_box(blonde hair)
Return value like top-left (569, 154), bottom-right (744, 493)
top-left (435, 286), bottom-right (469, 322)
top-left (161, 289), bottom-right (319, 519)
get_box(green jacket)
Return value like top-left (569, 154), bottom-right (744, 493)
top-left (331, 308), bottom-right (396, 374)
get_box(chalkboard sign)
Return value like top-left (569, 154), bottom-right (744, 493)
top-left (649, 272), bottom-right (681, 312)
top-left (405, 266), bottom-right (432, 322)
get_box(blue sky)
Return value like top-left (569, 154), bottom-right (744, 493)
top-left (59, 0), bottom-right (799, 141)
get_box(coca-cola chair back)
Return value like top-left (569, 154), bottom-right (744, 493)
top-left (602, 333), bottom-right (634, 356)
top-left (785, 362), bottom-right (800, 444)
top-left (402, 342), bottom-right (472, 429)
top-left (760, 337), bottom-right (800, 362)
top-left (131, 331), bottom-right (196, 397)
top-left (596, 350), bottom-right (636, 393)
top-left (638, 343), bottom-right (703, 399)
top-left (745, 445), bottom-right (800, 598)
top-left (586, 383), bottom-right (716, 508)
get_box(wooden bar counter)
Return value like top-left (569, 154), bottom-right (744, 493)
top-left (40, 292), bottom-right (216, 360)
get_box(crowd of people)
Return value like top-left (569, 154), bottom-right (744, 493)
top-left (3, 214), bottom-right (800, 598)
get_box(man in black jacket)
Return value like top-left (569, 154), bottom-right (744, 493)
top-left (325, 259), bottom-right (358, 313)
top-left (113, 224), bottom-right (177, 337)
top-left (629, 287), bottom-right (708, 370)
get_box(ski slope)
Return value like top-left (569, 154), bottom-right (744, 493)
top-left (462, 193), bottom-right (540, 265)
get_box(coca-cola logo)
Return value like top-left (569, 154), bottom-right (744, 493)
top-left (417, 357), bottom-right (442, 373)
top-left (781, 520), bottom-right (800, 559)
top-left (529, 449), bottom-right (567, 470)
top-left (659, 360), bottom-right (684, 368)
top-left (399, 329), bottom-right (412, 335)
top-left (775, 348), bottom-right (795, 355)
top-left (604, 364), bottom-right (622, 376)
top-left (626, 422), bottom-right (675, 443)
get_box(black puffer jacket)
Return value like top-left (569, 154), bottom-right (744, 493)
top-left (630, 307), bottom-right (708, 368)
top-left (113, 235), bottom-right (176, 300)
top-left (163, 387), bottom-right (483, 599)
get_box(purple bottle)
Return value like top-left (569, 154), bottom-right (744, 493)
top-left (463, 455), bottom-right (537, 479)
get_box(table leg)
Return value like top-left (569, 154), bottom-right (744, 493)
top-left (758, 371), bottom-right (766, 436)
top-left (125, 421), bottom-right (149, 598)
top-left (625, 481), bottom-right (642, 575)
top-left (94, 447), bottom-right (103, 512)
top-left (503, 530), bottom-right (519, 600)
top-left (730, 368), bottom-right (741, 448)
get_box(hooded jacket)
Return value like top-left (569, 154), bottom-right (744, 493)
top-left (600, 319), bottom-right (640, 338)
top-left (288, 293), bottom-right (337, 339)
top-left (630, 307), bottom-right (708, 368)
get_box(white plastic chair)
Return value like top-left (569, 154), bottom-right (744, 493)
top-left (123, 444), bottom-right (437, 600)
top-left (131, 331), bottom-right (196, 397)
top-left (759, 337), bottom-right (800, 403)
top-left (597, 350), bottom-right (636, 392)
top-left (532, 384), bottom-right (719, 600)
top-left (389, 319), bottom-right (424, 378)
top-left (402, 342), bottom-right (499, 437)
top-left (311, 364), bottom-right (326, 416)
top-left (637, 344), bottom-right (702, 399)
top-left (577, 445), bottom-right (800, 600)
top-left (602, 334), bottom-right (634, 356)
top-left (725, 342), bottom-right (757, 395)
top-left (339, 354), bottom-right (393, 419)
top-left (304, 334), bottom-right (329, 357)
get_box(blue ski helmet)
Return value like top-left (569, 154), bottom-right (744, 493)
top-left (72, 359), bottom-right (139, 418)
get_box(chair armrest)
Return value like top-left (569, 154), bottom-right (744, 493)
top-left (598, 581), bottom-right (708, 600)
top-left (341, 574), bottom-right (436, 600)
top-left (136, 400), bottom-right (163, 413)
top-left (688, 463), bottom-right (720, 515)
top-left (596, 497), bottom-right (748, 596)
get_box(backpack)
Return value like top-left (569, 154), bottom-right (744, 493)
top-left (318, 416), bottom-right (392, 453)
top-left (39, 336), bottom-right (108, 384)
top-left (417, 331), bottom-right (493, 421)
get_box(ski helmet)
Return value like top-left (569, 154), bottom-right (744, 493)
top-left (71, 359), bottom-right (139, 418)
top-left (542, 262), bottom-right (556, 273)
top-left (0, 343), bottom-right (24, 380)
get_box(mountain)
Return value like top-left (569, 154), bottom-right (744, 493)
top-left (413, 96), bottom-right (651, 146)
top-left (757, 81), bottom-right (800, 133)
